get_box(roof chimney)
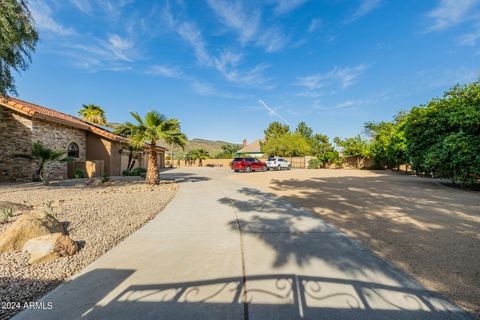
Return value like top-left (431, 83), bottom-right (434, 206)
top-left (243, 139), bottom-right (247, 148)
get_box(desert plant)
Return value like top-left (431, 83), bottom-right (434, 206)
top-left (78, 104), bottom-right (107, 125)
top-left (191, 148), bottom-right (210, 166)
top-left (43, 200), bottom-right (56, 218)
top-left (117, 111), bottom-right (180, 184)
top-left (2, 207), bottom-right (13, 223)
top-left (164, 130), bottom-right (188, 167)
top-left (308, 158), bottom-right (320, 169)
top-left (101, 173), bottom-right (110, 183)
top-left (73, 168), bottom-right (85, 179)
top-left (15, 141), bottom-right (71, 184)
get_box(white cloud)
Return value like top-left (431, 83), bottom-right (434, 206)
top-left (425, 0), bottom-right (478, 32)
top-left (206, 0), bottom-right (261, 44)
top-left (273, 0), bottom-right (307, 15)
top-left (458, 21), bottom-right (480, 45)
top-left (296, 64), bottom-right (368, 92)
top-left (163, 4), bottom-right (273, 88)
top-left (256, 26), bottom-right (289, 52)
top-left (258, 99), bottom-right (289, 123)
top-left (345, 0), bottom-right (383, 24)
top-left (71, 0), bottom-right (92, 14)
top-left (29, 1), bottom-right (76, 36)
top-left (147, 65), bottom-right (183, 78)
top-left (107, 34), bottom-right (134, 61)
top-left (192, 81), bottom-right (217, 96)
top-left (314, 99), bottom-right (364, 111)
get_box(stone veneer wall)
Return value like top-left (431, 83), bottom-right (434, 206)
top-left (32, 119), bottom-right (86, 180)
top-left (0, 107), bottom-right (34, 181)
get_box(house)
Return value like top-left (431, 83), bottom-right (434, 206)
top-left (0, 97), bottom-right (166, 182)
top-left (235, 139), bottom-right (264, 158)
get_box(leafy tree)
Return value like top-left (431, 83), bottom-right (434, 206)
top-left (365, 113), bottom-right (408, 170)
top-left (15, 141), bottom-right (69, 184)
top-left (191, 148), bottom-right (209, 166)
top-left (264, 122), bottom-right (290, 141)
top-left (310, 134), bottom-right (340, 168)
top-left (261, 132), bottom-right (311, 157)
top-left (405, 80), bottom-right (480, 185)
top-left (334, 135), bottom-right (371, 168)
top-left (221, 144), bottom-right (242, 157)
top-left (78, 104), bottom-right (107, 125)
top-left (164, 130), bottom-right (188, 167)
top-left (295, 121), bottom-right (313, 140)
top-left (120, 111), bottom-right (180, 184)
top-left (0, 0), bottom-right (38, 96)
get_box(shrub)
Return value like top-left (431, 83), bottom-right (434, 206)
top-left (123, 168), bottom-right (147, 176)
top-left (101, 173), bottom-right (110, 183)
top-left (73, 168), bottom-right (85, 179)
top-left (308, 158), bottom-right (320, 169)
top-left (2, 207), bottom-right (13, 223)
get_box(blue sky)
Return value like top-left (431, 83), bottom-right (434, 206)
top-left (15, 0), bottom-right (480, 143)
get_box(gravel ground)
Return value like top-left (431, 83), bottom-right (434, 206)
top-left (0, 177), bottom-right (178, 319)
top-left (229, 169), bottom-right (480, 317)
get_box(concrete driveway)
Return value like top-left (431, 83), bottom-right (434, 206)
top-left (14, 168), bottom-right (472, 320)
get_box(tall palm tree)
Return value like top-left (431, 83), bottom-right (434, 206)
top-left (15, 141), bottom-right (69, 184)
top-left (164, 130), bottom-right (188, 167)
top-left (114, 122), bottom-right (141, 172)
top-left (78, 104), bottom-right (107, 125)
top-left (120, 111), bottom-right (180, 184)
top-left (191, 148), bottom-right (210, 167)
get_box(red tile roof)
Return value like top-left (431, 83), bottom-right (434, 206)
top-left (0, 96), bottom-right (166, 151)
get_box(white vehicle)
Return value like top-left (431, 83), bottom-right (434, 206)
top-left (266, 157), bottom-right (292, 170)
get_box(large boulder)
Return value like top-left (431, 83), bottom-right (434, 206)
top-left (22, 233), bottom-right (78, 264)
top-left (0, 211), bottom-right (64, 252)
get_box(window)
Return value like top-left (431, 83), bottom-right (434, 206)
top-left (67, 142), bottom-right (79, 158)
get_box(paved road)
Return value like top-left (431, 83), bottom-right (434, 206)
top-left (15, 168), bottom-right (471, 320)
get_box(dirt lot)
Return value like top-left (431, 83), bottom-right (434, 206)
top-left (228, 169), bottom-right (480, 315)
top-left (0, 177), bottom-right (177, 319)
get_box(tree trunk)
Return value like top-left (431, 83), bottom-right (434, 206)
top-left (146, 143), bottom-right (160, 185)
top-left (199, 159), bottom-right (203, 167)
top-left (170, 142), bottom-right (174, 168)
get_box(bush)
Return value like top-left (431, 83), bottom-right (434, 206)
top-left (122, 168), bottom-right (147, 176)
top-left (73, 168), bottom-right (85, 179)
top-left (308, 158), bottom-right (320, 169)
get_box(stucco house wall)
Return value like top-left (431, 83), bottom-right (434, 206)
top-left (0, 107), bottom-right (33, 181)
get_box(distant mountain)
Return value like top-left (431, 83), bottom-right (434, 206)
top-left (184, 138), bottom-right (241, 156)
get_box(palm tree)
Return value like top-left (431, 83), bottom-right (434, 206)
top-left (120, 111), bottom-right (180, 184)
top-left (191, 148), bottom-right (210, 167)
top-left (114, 122), bottom-right (142, 172)
top-left (78, 104), bottom-right (107, 125)
top-left (164, 131), bottom-right (188, 167)
top-left (15, 141), bottom-right (70, 184)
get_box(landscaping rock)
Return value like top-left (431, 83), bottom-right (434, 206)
top-left (22, 233), bottom-right (77, 264)
top-left (0, 211), bottom-right (64, 252)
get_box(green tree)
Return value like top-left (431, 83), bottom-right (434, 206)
top-left (164, 130), bottom-right (188, 167)
top-left (365, 113), bottom-right (408, 170)
top-left (295, 121), bottom-right (313, 140)
top-left (334, 135), bottom-right (371, 168)
top-left (405, 80), bottom-right (480, 185)
top-left (0, 0), bottom-right (38, 96)
top-left (264, 122), bottom-right (290, 141)
top-left (120, 111), bottom-right (180, 184)
top-left (15, 141), bottom-right (69, 184)
top-left (214, 144), bottom-right (242, 158)
top-left (78, 104), bottom-right (107, 125)
top-left (310, 134), bottom-right (339, 168)
top-left (261, 132), bottom-right (311, 157)
top-left (191, 148), bottom-right (209, 166)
